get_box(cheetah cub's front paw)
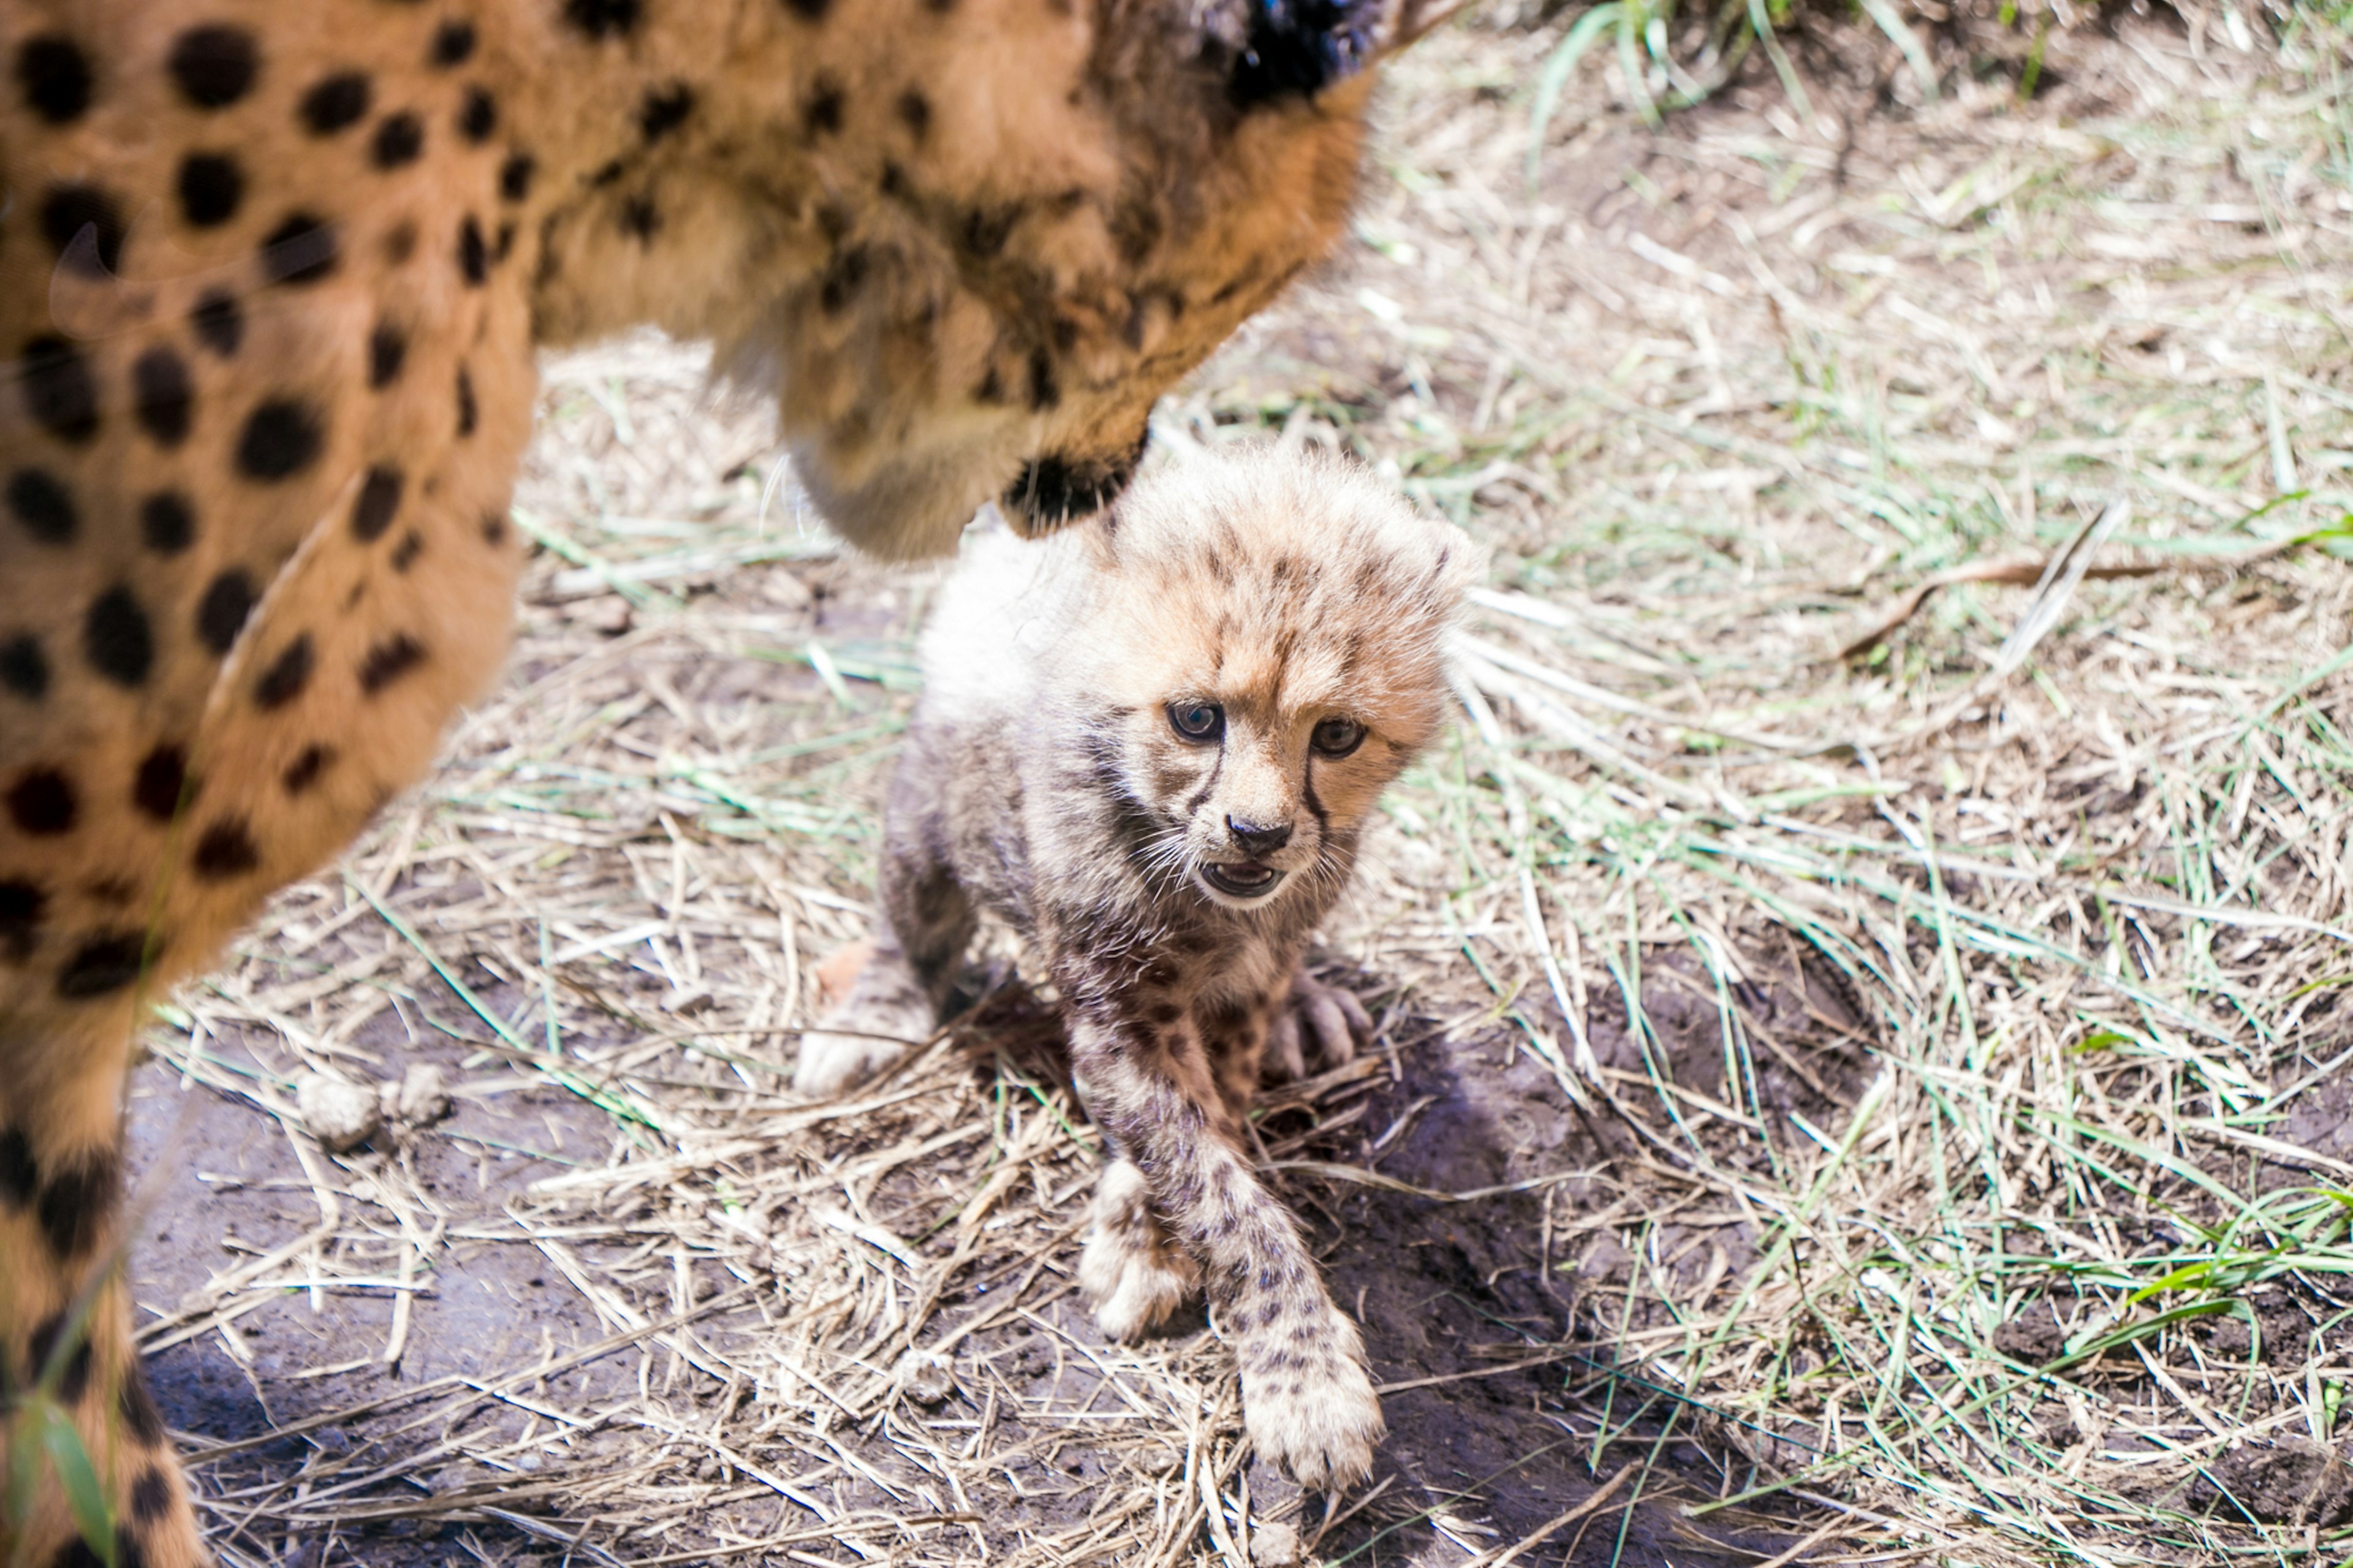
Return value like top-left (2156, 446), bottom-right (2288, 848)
top-left (1080, 1161), bottom-right (1201, 1341)
top-left (792, 944), bottom-right (936, 1096)
top-left (1265, 965), bottom-right (1376, 1083)
top-left (1241, 1324), bottom-right (1385, 1490)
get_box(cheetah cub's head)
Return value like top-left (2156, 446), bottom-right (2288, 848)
top-left (1074, 445), bottom-right (1477, 911)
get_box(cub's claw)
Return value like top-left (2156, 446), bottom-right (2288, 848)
top-left (1266, 966), bottom-right (1376, 1082)
top-left (1242, 1340), bottom-right (1385, 1490)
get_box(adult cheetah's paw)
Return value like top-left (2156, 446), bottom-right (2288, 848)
top-left (1265, 966), bottom-right (1374, 1083)
top-left (1080, 1162), bottom-right (1200, 1340)
top-left (1242, 1338), bottom-right (1385, 1490)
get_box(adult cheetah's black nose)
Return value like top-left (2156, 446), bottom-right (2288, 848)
top-left (1226, 816), bottom-right (1293, 855)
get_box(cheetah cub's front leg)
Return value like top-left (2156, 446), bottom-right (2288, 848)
top-left (1079, 1156), bottom-right (1202, 1339)
top-left (1069, 988), bottom-right (1385, 1489)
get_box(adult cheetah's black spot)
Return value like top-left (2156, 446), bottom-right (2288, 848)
top-left (119, 1361), bottom-right (165, 1443)
top-left (974, 364), bottom-right (1004, 404)
top-left (390, 529), bottom-right (423, 571)
top-left (35, 1146), bottom-right (119, 1257)
top-left (458, 85), bottom-right (497, 142)
top-left (358, 633), bottom-right (426, 693)
top-left (16, 36), bottom-right (93, 124)
top-left (235, 397), bottom-right (324, 480)
top-left (7, 469), bottom-right (77, 543)
top-left (0, 637), bottom-right (47, 700)
top-left (85, 588), bottom-right (154, 687)
top-left (499, 151), bottom-right (536, 201)
top-left (191, 819), bottom-right (259, 879)
top-left (784, 0), bottom-right (831, 20)
top-left (818, 247), bottom-right (868, 313)
top-left (133, 744), bottom-right (189, 821)
top-left (176, 151), bottom-right (244, 227)
top-left (26, 1312), bottom-right (93, 1401)
top-left (457, 214), bottom-right (488, 282)
top-left (587, 158), bottom-right (625, 188)
top-left (481, 511), bottom-right (509, 547)
top-left (430, 19), bottom-right (477, 65)
top-left (877, 161), bottom-right (909, 200)
top-left (368, 321), bottom-right (408, 387)
top-left (564, 0), bottom-right (642, 36)
top-left (382, 219), bottom-right (419, 263)
top-left (801, 77), bottom-right (843, 135)
top-left (252, 633), bottom-right (314, 708)
top-left (141, 490), bottom-right (196, 554)
top-left (495, 219), bottom-right (517, 260)
top-left (0, 1125), bottom-right (32, 1202)
top-left (350, 464), bottom-right (404, 541)
top-left (261, 212), bottom-right (338, 285)
top-left (192, 289), bottom-right (243, 355)
top-left (455, 365), bottom-right (477, 436)
top-left (20, 335), bottom-right (99, 444)
top-left (372, 111), bottom-right (424, 169)
top-left (896, 89), bottom-right (930, 137)
top-left (297, 71), bottom-right (371, 134)
top-left (131, 1469), bottom-right (171, 1523)
top-left (619, 195), bottom-right (660, 239)
top-left (0, 882), bottom-right (41, 960)
top-left (195, 568), bottom-right (257, 654)
top-left (167, 25), bottom-right (258, 109)
top-left (282, 743), bottom-right (333, 793)
top-left (131, 348), bottom-right (193, 447)
top-left (1026, 346), bottom-right (1059, 412)
top-left (640, 82), bottom-right (694, 140)
top-left (6, 768), bottom-right (75, 835)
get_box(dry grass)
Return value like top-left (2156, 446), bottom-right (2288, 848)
top-left (128, 2), bottom-right (2353, 1564)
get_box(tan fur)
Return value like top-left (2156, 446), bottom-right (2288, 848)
top-left (0, 0), bottom-right (1444, 1556)
top-left (798, 445), bottom-right (1478, 1487)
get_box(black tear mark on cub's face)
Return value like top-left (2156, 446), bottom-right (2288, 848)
top-left (1221, 0), bottom-right (1381, 107)
top-left (1001, 428), bottom-right (1151, 536)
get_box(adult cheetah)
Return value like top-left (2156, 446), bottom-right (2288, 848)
top-left (0, 0), bottom-right (1444, 1559)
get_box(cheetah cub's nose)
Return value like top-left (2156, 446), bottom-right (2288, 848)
top-left (1224, 816), bottom-right (1293, 855)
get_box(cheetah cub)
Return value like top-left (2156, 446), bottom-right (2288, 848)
top-left (796, 445), bottom-right (1476, 1487)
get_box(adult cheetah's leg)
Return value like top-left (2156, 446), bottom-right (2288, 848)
top-left (1060, 976), bottom-right (1385, 1489)
top-left (792, 826), bottom-right (976, 1096)
top-left (2, 1000), bottom-right (208, 1568)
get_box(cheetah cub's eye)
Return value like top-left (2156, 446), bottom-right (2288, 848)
top-left (1311, 717), bottom-right (1367, 757)
top-left (1169, 702), bottom-right (1224, 742)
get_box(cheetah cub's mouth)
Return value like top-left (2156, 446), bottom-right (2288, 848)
top-left (1199, 861), bottom-right (1284, 901)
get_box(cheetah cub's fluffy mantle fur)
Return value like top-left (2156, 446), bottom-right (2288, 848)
top-left (798, 446), bottom-right (1477, 1486)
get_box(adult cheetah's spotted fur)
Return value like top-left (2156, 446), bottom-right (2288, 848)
top-left (0, 0), bottom-right (1438, 1558)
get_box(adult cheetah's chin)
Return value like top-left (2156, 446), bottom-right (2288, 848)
top-left (787, 439), bottom-right (1014, 563)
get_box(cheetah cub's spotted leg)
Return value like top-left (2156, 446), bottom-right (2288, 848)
top-left (1067, 972), bottom-right (1385, 1489)
top-left (1079, 1153), bottom-right (1202, 1340)
top-left (794, 840), bottom-right (976, 1096)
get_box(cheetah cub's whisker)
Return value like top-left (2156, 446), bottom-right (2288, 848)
top-left (796, 445), bottom-right (1478, 1488)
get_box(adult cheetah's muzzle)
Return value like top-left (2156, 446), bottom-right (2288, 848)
top-left (1001, 434), bottom-right (1150, 537)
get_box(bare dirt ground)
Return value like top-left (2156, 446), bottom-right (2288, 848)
top-left (126, 4), bottom-right (2353, 1565)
